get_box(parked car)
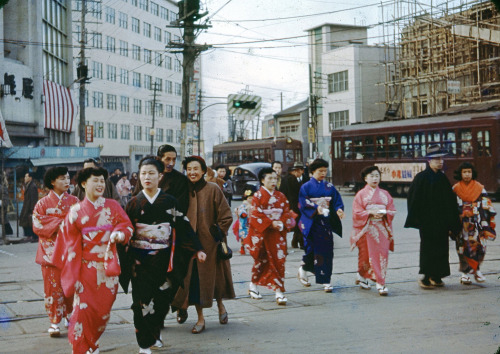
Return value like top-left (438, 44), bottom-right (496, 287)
top-left (231, 162), bottom-right (271, 198)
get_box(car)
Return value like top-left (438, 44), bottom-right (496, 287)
top-left (231, 162), bottom-right (271, 198)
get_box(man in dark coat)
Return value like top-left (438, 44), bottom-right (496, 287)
top-left (133, 144), bottom-right (189, 215)
top-left (404, 144), bottom-right (461, 289)
top-left (20, 172), bottom-right (39, 242)
top-left (280, 162), bottom-right (305, 248)
top-left (72, 158), bottom-right (120, 202)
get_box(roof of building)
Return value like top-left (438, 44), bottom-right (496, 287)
top-left (274, 99), bottom-right (309, 118)
top-left (305, 23), bottom-right (370, 32)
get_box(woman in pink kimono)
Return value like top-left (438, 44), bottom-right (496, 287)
top-left (351, 166), bottom-right (396, 296)
top-left (32, 166), bottom-right (79, 337)
top-left (52, 167), bottom-right (133, 354)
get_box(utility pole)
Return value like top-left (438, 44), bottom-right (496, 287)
top-left (167, 0), bottom-right (211, 158)
top-left (197, 89), bottom-right (202, 155)
top-left (150, 82), bottom-right (159, 155)
top-left (78, 0), bottom-right (87, 147)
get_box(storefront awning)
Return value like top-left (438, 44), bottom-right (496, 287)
top-left (43, 80), bottom-right (77, 133)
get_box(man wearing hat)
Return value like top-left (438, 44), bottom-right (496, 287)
top-left (404, 144), bottom-right (461, 289)
top-left (280, 162), bottom-right (306, 248)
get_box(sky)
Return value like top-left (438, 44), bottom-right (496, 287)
top-left (195, 0), bottom-right (469, 152)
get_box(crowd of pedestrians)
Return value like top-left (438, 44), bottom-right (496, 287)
top-left (6, 142), bottom-right (494, 354)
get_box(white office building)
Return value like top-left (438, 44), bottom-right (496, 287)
top-left (72, 0), bottom-right (184, 172)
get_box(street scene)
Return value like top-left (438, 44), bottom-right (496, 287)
top-left (1, 196), bottom-right (499, 353)
top-left (1, 0), bottom-right (500, 353)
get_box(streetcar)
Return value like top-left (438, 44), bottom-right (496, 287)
top-left (331, 112), bottom-right (500, 197)
top-left (212, 137), bottom-right (303, 173)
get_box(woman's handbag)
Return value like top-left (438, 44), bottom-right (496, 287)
top-left (210, 224), bottom-right (233, 260)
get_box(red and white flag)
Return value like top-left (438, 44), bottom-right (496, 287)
top-left (43, 80), bottom-right (77, 133)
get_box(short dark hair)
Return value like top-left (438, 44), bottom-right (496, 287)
top-left (271, 161), bottom-right (283, 168)
top-left (157, 144), bottom-right (177, 158)
top-left (182, 156), bottom-right (207, 173)
top-left (361, 166), bottom-right (381, 180)
top-left (43, 166), bottom-right (69, 189)
top-left (83, 158), bottom-right (99, 165)
top-left (77, 167), bottom-right (108, 189)
top-left (138, 155), bottom-right (164, 174)
top-left (309, 158), bottom-right (329, 173)
top-left (258, 167), bottom-right (276, 183)
top-left (453, 162), bottom-right (478, 181)
top-left (215, 164), bottom-right (226, 171)
top-left (26, 171), bottom-right (35, 178)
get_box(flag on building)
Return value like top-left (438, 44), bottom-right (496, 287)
top-left (0, 108), bottom-right (12, 148)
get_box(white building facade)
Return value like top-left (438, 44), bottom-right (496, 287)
top-left (73, 0), bottom-right (184, 172)
top-left (307, 24), bottom-right (389, 162)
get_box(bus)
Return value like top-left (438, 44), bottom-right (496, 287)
top-left (212, 137), bottom-right (303, 173)
top-left (331, 112), bottom-right (500, 197)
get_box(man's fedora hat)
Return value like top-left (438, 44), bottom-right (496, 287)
top-left (426, 144), bottom-right (448, 158)
top-left (290, 162), bottom-right (304, 170)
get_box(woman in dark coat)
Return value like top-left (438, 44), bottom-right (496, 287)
top-left (20, 172), bottom-right (39, 241)
top-left (172, 156), bottom-right (234, 334)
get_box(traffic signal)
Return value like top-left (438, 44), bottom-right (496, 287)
top-left (22, 78), bottom-right (34, 99)
top-left (233, 100), bottom-right (257, 109)
top-left (4, 73), bottom-right (16, 95)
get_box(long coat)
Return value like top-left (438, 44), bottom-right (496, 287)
top-left (172, 179), bottom-right (234, 309)
top-left (20, 180), bottom-right (38, 228)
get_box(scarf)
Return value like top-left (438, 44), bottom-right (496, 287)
top-left (189, 178), bottom-right (207, 197)
top-left (453, 180), bottom-right (484, 202)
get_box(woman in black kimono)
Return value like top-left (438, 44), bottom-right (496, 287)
top-left (121, 156), bottom-right (206, 354)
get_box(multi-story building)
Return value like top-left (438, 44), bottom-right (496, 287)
top-left (306, 24), bottom-right (390, 162)
top-left (73, 0), bottom-right (184, 172)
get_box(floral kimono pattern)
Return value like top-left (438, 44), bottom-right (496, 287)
top-left (351, 185), bottom-right (396, 285)
top-left (247, 188), bottom-right (295, 292)
top-left (52, 197), bottom-right (133, 354)
top-left (33, 191), bottom-right (79, 324)
top-left (453, 180), bottom-right (496, 273)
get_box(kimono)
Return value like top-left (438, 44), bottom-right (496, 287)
top-left (236, 200), bottom-right (252, 251)
top-left (405, 166), bottom-right (461, 278)
top-left (172, 180), bottom-right (234, 309)
top-left (247, 187), bottom-right (295, 292)
top-left (452, 180), bottom-right (496, 273)
top-left (351, 185), bottom-right (396, 286)
top-left (52, 197), bottom-right (133, 354)
top-left (122, 191), bottom-right (202, 350)
top-left (298, 178), bottom-right (344, 284)
top-left (32, 191), bottom-right (79, 325)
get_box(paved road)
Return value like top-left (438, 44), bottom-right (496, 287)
top-left (1, 196), bottom-right (499, 353)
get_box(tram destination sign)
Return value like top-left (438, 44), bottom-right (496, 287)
top-left (227, 94), bottom-right (262, 117)
top-left (376, 162), bottom-right (426, 182)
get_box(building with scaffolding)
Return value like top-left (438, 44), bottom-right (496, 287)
top-left (381, 0), bottom-right (500, 119)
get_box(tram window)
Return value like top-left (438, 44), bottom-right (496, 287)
top-left (344, 139), bottom-right (353, 159)
top-left (285, 150), bottom-right (294, 163)
top-left (477, 130), bottom-right (492, 157)
top-left (400, 134), bottom-right (413, 158)
top-left (427, 131), bottom-right (440, 143)
top-left (333, 140), bottom-right (342, 159)
top-left (274, 149), bottom-right (284, 162)
top-left (414, 132), bottom-right (426, 157)
top-left (294, 149), bottom-right (302, 162)
top-left (376, 136), bottom-right (386, 158)
top-left (443, 131), bottom-right (456, 156)
top-left (388, 134), bottom-right (399, 158)
top-left (264, 148), bottom-right (271, 162)
top-left (459, 129), bottom-right (472, 157)
top-left (364, 137), bottom-right (374, 159)
top-left (352, 138), bottom-right (363, 159)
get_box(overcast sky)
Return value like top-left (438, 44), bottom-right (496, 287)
top-left (196, 0), bottom-right (464, 151)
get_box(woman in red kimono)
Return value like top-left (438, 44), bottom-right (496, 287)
top-left (32, 166), bottom-right (79, 337)
top-left (247, 167), bottom-right (296, 305)
top-left (351, 166), bottom-right (396, 296)
top-left (52, 167), bottom-right (133, 354)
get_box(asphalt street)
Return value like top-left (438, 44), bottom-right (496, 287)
top-left (0, 195), bottom-right (499, 353)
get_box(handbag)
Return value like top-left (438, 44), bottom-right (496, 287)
top-left (210, 224), bottom-right (233, 260)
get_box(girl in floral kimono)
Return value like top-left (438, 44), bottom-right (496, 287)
top-left (298, 159), bottom-right (344, 293)
top-left (351, 166), bottom-right (396, 296)
top-left (52, 167), bottom-right (133, 354)
top-left (452, 162), bottom-right (496, 285)
top-left (247, 167), bottom-right (296, 305)
top-left (32, 166), bottom-right (79, 337)
top-left (235, 186), bottom-right (256, 255)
